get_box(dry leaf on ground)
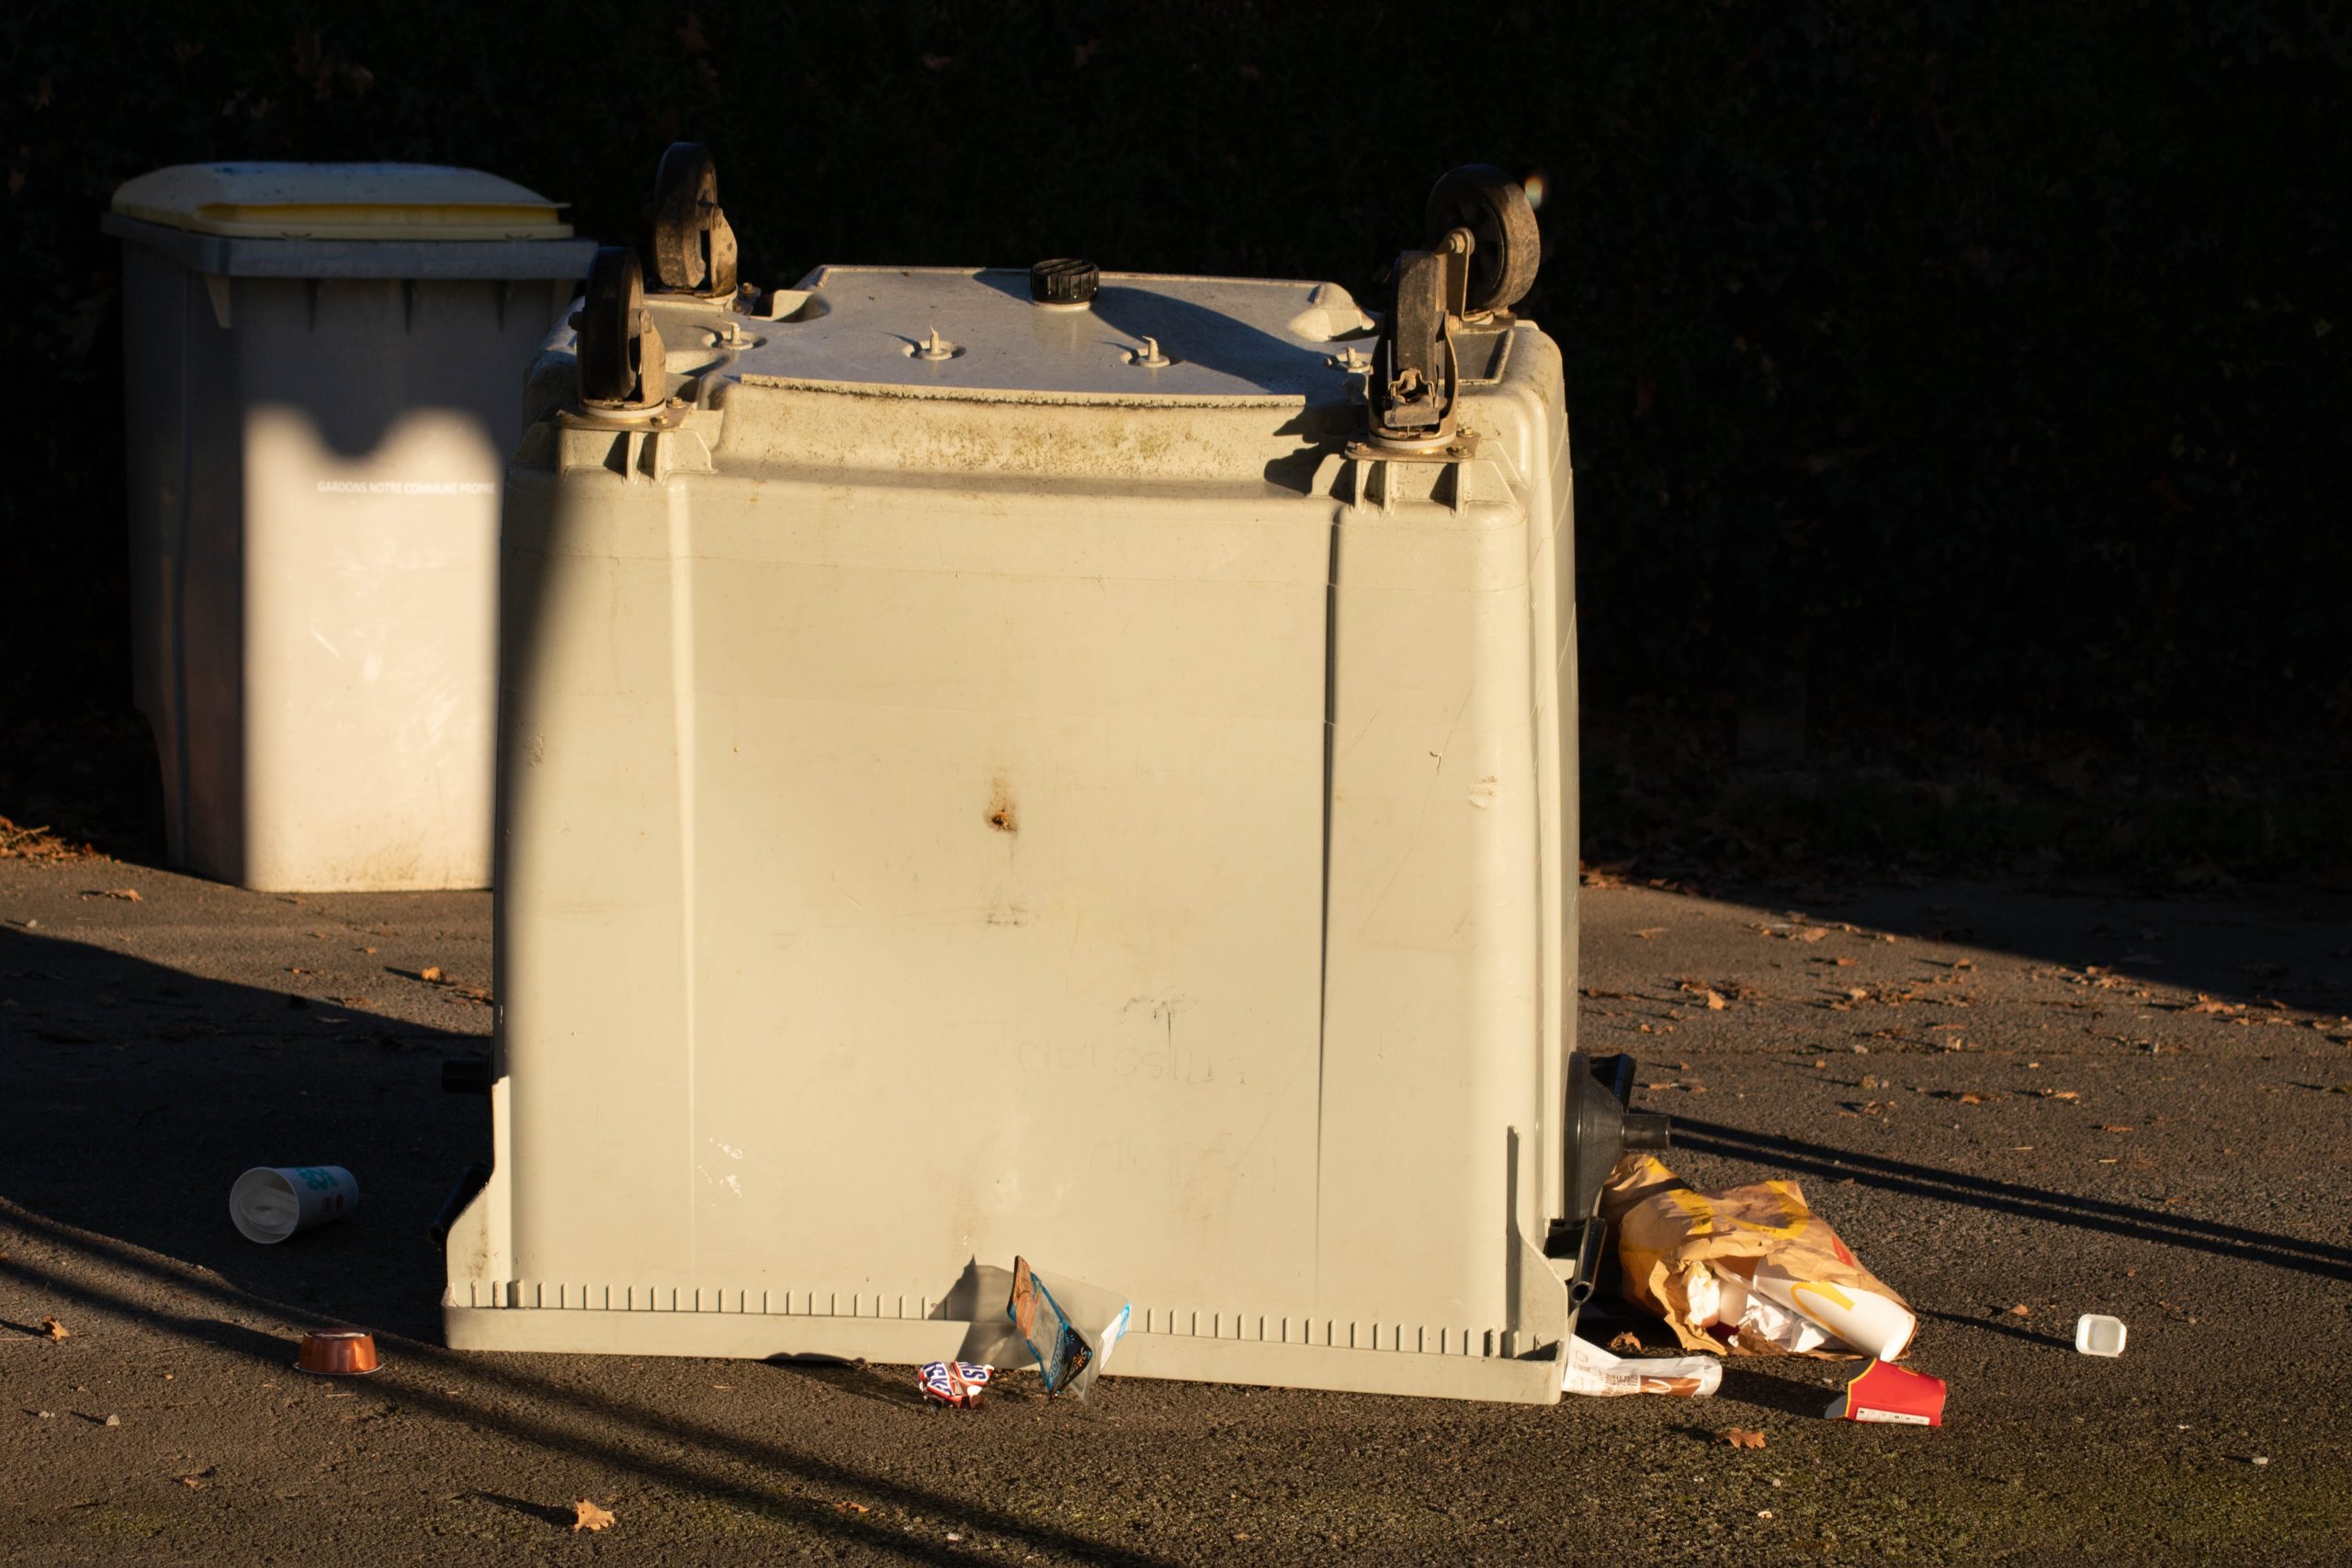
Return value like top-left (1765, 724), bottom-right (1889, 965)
top-left (1721, 1427), bottom-right (1768, 1450)
top-left (571, 1499), bottom-right (616, 1532)
top-left (39, 1316), bottom-right (69, 1341)
top-left (1607, 1332), bottom-right (1643, 1352)
top-left (420, 965), bottom-right (444, 982)
top-left (833, 1501), bottom-right (871, 1515)
top-left (87, 887), bottom-right (141, 901)
top-left (2008, 1303), bottom-right (2032, 1317)
top-left (1702, 989), bottom-right (1727, 1010)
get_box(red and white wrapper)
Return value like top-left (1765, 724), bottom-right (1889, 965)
top-left (918, 1360), bottom-right (994, 1407)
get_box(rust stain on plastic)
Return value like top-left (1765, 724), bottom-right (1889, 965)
top-left (986, 778), bottom-right (1018, 834)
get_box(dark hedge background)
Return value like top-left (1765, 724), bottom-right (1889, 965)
top-left (4, 2), bottom-right (2346, 877)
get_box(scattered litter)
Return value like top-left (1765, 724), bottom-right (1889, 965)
top-left (1606, 1331), bottom-right (1644, 1353)
top-left (572, 1499), bottom-right (616, 1532)
top-left (1562, 1336), bottom-right (1721, 1398)
top-left (104, 1414), bottom-right (120, 1427)
top-left (2250, 1456), bottom-right (2270, 1467)
top-left (918, 1360), bottom-right (994, 1408)
top-left (2074, 1314), bottom-right (2127, 1357)
top-left (87, 887), bottom-right (142, 902)
top-left (293, 1329), bottom-right (381, 1376)
top-left (39, 1316), bottom-right (69, 1342)
top-left (1601, 1155), bottom-right (1917, 1359)
top-left (1825, 1360), bottom-right (1946, 1426)
top-left (1720, 1427), bottom-right (1768, 1449)
top-left (1006, 1257), bottom-right (1130, 1402)
top-left (420, 965), bottom-right (444, 982)
top-left (230, 1166), bottom-right (360, 1245)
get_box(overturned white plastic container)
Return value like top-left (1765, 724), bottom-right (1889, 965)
top-left (446, 178), bottom-right (1593, 1404)
top-left (2075, 1314), bottom-right (2127, 1357)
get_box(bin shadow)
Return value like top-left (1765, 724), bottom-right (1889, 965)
top-left (1, 1208), bottom-right (1179, 1568)
top-left (0, 921), bottom-right (1178, 1563)
top-left (0, 923), bottom-right (489, 1344)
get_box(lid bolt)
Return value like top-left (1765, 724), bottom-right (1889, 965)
top-left (910, 327), bottom-right (959, 362)
top-left (1129, 335), bottom-right (1171, 369)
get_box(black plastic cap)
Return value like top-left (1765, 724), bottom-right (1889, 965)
top-left (1030, 258), bottom-right (1098, 305)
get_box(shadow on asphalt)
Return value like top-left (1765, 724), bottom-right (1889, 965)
top-left (1713, 1365), bottom-right (1841, 1418)
top-left (770, 1358), bottom-right (960, 1414)
top-left (0, 1209), bottom-right (1178, 1568)
top-left (0, 925), bottom-right (482, 1346)
top-left (0, 922), bottom-right (1177, 1562)
top-left (1672, 1116), bottom-right (2352, 1280)
top-left (1911, 1307), bottom-right (2070, 1349)
top-left (468, 1492), bottom-right (581, 1529)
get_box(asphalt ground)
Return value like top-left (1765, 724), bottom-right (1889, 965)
top-left (3, 856), bottom-right (2349, 1565)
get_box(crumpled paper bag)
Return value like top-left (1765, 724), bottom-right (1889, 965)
top-left (1600, 1153), bottom-right (1913, 1359)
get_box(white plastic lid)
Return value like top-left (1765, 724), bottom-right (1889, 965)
top-left (110, 163), bottom-right (573, 241)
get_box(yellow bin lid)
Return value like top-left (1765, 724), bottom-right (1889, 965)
top-left (109, 163), bottom-right (574, 241)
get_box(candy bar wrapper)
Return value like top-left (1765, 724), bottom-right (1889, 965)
top-left (918, 1360), bottom-right (994, 1407)
top-left (1825, 1359), bottom-right (1946, 1426)
top-left (1599, 1153), bottom-right (1916, 1359)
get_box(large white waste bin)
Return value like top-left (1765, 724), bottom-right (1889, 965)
top-left (443, 157), bottom-right (1664, 1402)
top-left (107, 164), bottom-right (597, 890)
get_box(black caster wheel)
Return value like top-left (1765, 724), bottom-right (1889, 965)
top-left (575, 245), bottom-right (660, 406)
top-left (650, 141), bottom-right (738, 297)
top-left (1426, 164), bottom-right (1540, 315)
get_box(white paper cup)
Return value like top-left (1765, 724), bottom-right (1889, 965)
top-left (230, 1166), bottom-right (361, 1245)
top-left (1751, 1261), bottom-right (1917, 1360)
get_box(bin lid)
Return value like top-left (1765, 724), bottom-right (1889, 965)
top-left (109, 163), bottom-right (574, 241)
